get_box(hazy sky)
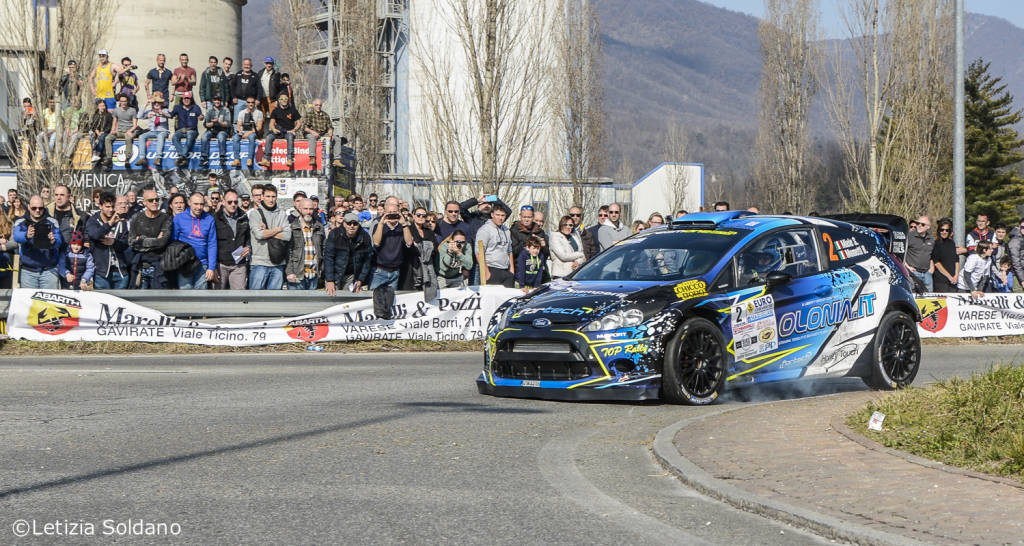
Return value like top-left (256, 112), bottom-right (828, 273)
top-left (703, 0), bottom-right (1024, 37)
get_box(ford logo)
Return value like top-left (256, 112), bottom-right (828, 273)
top-left (532, 318), bottom-right (551, 328)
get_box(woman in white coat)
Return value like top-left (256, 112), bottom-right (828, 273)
top-left (549, 215), bottom-right (586, 279)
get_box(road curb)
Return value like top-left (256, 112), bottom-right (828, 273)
top-left (831, 415), bottom-right (1024, 491)
top-left (651, 404), bottom-right (926, 546)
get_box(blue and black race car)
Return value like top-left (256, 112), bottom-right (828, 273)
top-left (477, 211), bottom-right (922, 405)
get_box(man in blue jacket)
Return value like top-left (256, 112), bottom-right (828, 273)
top-left (85, 191), bottom-right (131, 289)
top-left (168, 92), bottom-right (202, 168)
top-left (13, 195), bottom-right (63, 288)
top-left (172, 192), bottom-right (217, 289)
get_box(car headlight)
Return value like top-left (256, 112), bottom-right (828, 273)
top-left (490, 306), bottom-right (513, 332)
top-left (581, 307), bottom-right (645, 332)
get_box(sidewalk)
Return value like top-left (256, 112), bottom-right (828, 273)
top-left (653, 391), bottom-right (1024, 545)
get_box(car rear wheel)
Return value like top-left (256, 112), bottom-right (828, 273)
top-left (663, 317), bottom-right (727, 405)
top-left (863, 310), bottom-right (920, 390)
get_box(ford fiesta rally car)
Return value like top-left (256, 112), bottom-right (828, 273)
top-left (477, 211), bottom-right (922, 405)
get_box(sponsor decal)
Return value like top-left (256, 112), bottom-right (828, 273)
top-left (284, 316), bottom-right (329, 342)
top-left (512, 306), bottom-right (592, 318)
top-left (917, 297), bottom-right (948, 333)
top-left (822, 232), bottom-right (869, 261)
top-left (732, 294), bottom-right (777, 360)
top-left (532, 318), bottom-right (551, 328)
top-left (779, 293), bottom-right (877, 337)
top-left (28, 291), bottom-right (81, 335)
top-left (817, 343), bottom-right (860, 369)
top-left (674, 280), bottom-right (708, 301)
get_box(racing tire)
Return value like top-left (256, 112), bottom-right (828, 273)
top-left (863, 310), bottom-right (920, 390)
top-left (662, 317), bottom-right (727, 405)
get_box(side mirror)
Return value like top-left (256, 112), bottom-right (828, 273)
top-left (765, 271), bottom-right (792, 290)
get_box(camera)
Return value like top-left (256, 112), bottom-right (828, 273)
top-left (385, 213), bottom-right (400, 220)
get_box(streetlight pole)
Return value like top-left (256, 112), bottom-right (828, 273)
top-left (953, 0), bottom-right (965, 246)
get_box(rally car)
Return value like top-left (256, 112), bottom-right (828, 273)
top-left (477, 211), bottom-right (922, 405)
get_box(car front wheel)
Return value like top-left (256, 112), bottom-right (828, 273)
top-left (663, 317), bottom-right (727, 405)
top-left (863, 310), bottom-right (920, 390)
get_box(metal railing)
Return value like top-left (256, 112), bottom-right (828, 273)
top-left (0, 290), bottom-right (380, 320)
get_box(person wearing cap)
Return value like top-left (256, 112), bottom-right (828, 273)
top-left (323, 211), bottom-right (373, 295)
top-left (213, 188), bottom-right (250, 289)
top-left (170, 53), bottom-right (196, 108)
top-left (239, 193), bottom-right (252, 211)
top-left (168, 91), bottom-right (202, 168)
top-left (91, 49), bottom-right (121, 110)
top-left (59, 231), bottom-right (94, 290)
top-left (256, 57), bottom-right (281, 114)
top-left (59, 60), bottom-right (83, 107)
top-left (200, 96), bottom-right (232, 169)
top-left (258, 93), bottom-right (302, 169)
top-left (135, 93), bottom-right (173, 170)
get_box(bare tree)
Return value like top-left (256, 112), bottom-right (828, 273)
top-left (415, 0), bottom-right (552, 195)
top-left (551, 0), bottom-right (605, 212)
top-left (660, 119), bottom-right (693, 213)
top-left (271, 0), bottom-right (321, 106)
top-left (754, 0), bottom-right (821, 214)
top-left (0, 0), bottom-right (113, 197)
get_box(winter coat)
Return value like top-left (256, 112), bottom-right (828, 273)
top-left (1008, 227), bottom-right (1024, 289)
top-left (58, 249), bottom-right (95, 285)
top-left (85, 212), bottom-right (131, 278)
top-left (286, 217), bottom-right (325, 278)
top-left (12, 213), bottom-right (63, 271)
top-left (578, 226), bottom-right (598, 260)
top-left (510, 221), bottom-right (548, 262)
top-left (515, 249), bottom-right (545, 289)
top-left (323, 226), bottom-right (374, 285)
top-left (597, 220), bottom-right (629, 251)
top-left (214, 208), bottom-right (251, 266)
top-left (549, 230), bottom-right (586, 278)
top-left (172, 210), bottom-right (218, 271)
top-left (199, 67), bottom-right (230, 102)
top-left (46, 203), bottom-right (85, 248)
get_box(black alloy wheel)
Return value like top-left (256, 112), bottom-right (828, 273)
top-left (663, 317), bottom-right (727, 405)
top-left (864, 311), bottom-right (920, 390)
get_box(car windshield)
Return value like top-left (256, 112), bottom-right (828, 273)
top-left (570, 228), bottom-right (751, 281)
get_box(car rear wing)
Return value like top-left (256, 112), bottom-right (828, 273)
top-left (822, 213), bottom-right (909, 260)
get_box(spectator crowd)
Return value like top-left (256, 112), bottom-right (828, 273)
top-left (19, 51), bottom-right (350, 173)
top-left (0, 183), bottom-right (709, 319)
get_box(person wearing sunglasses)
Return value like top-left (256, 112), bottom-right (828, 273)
top-left (597, 202), bottom-right (628, 252)
top-left (128, 187), bottom-right (172, 288)
top-left (567, 206), bottom-right (597, 260)
top-left (586, 205), bottom-right (609, 256)
top-left (510, 205), bottom-right (548, 265)
top-left (324, 212), bottom-right (373, 296)
top-left (213, 189), bottom-right (251, 289)
top-left (904, 215), bottom-right (935, 292)
top-left (436, 199), bottom-right (473, 249)
top-left (549, 215), bottom-right (585, 279)
top-left (12, 195), bottom-right (63, 288)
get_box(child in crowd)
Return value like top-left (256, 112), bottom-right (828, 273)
top-left (58, 231), bottom-right (94, 289)
top-left (991, 255), bottom-right (1014, 293)
top-left (515, 236), bottom-right (545, 292)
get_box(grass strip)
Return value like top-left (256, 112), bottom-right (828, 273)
top-left (848, 364), bottom-right (1024, 482)
top-left (0, 339), bottom-right (481, 356)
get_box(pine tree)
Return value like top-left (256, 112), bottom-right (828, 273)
top-left (964, 58), bottom-right (1024, 226)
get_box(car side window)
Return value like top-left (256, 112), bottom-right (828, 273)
top-left (737, 229), bottom-right (820, 285)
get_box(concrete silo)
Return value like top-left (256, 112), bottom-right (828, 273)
top-left (101, 0), bottom-right (246, 73)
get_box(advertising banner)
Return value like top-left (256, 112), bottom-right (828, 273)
top-left (916, 292), bottom-right (1024, 338)
top-left (7, 287), bottom-right (522, 346)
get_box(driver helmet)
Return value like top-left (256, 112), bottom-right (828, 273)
top-left (752, 238), bottom-right (784, 273)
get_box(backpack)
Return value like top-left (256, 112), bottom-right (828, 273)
top-left (161, 240), bottom-right (200, 273)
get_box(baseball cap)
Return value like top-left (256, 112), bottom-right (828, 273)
top-left (310, 195), bottom-right (319, 201)
top-left (98, 49), bottom-right (109, 56)
top-left (358, 211), bottom-right (372, 222)
top-left (241, 194), bottom-right (251, 200)
top-left (67, 60), bottom-right (77, 66)
top-left (264, 57), bottom-right (274, 63)
top-left (344, 212), bottom-right (359, 223)
top-left (182, 91), bottom-right (193, 99)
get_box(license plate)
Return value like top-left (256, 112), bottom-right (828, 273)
top-left (521, 380), bottom-right (540, 387)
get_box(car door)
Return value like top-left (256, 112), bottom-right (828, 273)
top-left (726, 227), bottom-right (832, 383)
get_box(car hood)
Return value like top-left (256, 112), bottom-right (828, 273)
top-left (508, 280), bottom-right (666, 325)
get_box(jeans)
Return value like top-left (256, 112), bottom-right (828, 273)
top-left (63, 130), bottom-right (86, 158)
top-left (233, 101), bottom-right (247, 121)
top-left (201, 130), bottom-right (228, 165)
top-left (249, 264), bottom-right (285, 289)
top-left (90, 132), bottom-right (108, 158)
top-left (136, 263), bottom-right (167, 289)
top-left (265, 131), bottom-right (295, 161)
top-left (136, 130), bottom-right (169, 168)
top-left (177, 267), bottom-right (208, 289)
top-left (94, 270), bottom-right (130, 289)
top-left (171, 129), bottom-right (198, 161)
top-left (287, 275), bottom-right (319, 291)
top-left (36, 131), bottom-right (57, 159)
top-left (233, 133), bottom-right (257, 165)
top-left (370, 267), bottom-right (400, 319)
top-left (911, 270), bottom-right (933, 292)
top-left (20, 268), bottom-right (60, 289)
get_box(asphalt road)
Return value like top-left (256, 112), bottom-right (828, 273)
top-left (0, 345), bottom-right (1018, 544)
